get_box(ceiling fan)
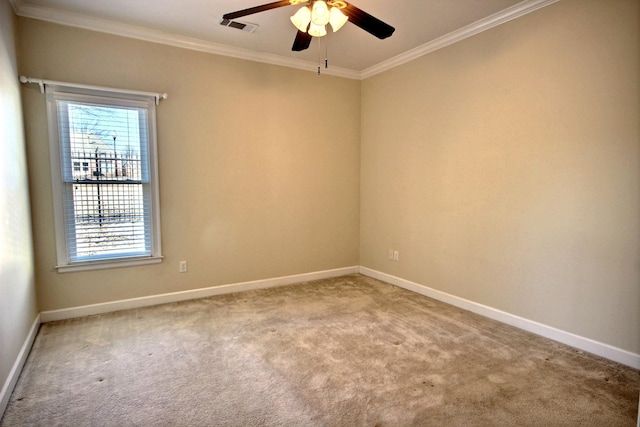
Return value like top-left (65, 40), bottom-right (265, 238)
top-left (223, 0), bottom-right (395, 52)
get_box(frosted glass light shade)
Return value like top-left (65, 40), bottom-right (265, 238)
top-left (290, 6), bottom-right (311, 32)
top-left (308, 22), bottom-right (327, 37)
top-left (329, 7), bottom-right (348, 32)
top-left (311, 1), bottom-right (330, 26)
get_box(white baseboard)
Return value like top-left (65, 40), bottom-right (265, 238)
top-left (359, 267), bottom-right (640, 370)
top-left (1, 314), bottom-right (40, 417)
top-left (40, 266), bottom-right (360, 323)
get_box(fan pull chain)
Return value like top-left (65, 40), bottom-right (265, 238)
top-left (315, 34), bottom-right (330, 75)
top-left (325, 35), bottom-right (329, 69)
top-left (317, 37), bottom-right (321, 75)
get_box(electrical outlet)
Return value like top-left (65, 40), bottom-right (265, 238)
top-left (179, 261), bottom-right (188, 273)
top-left (388, 250), bottom-right (394, 260)
top-left (393, 251), bottom-right (400, 261)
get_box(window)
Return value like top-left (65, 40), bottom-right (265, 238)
top-left (46, 85), bottom-right (162, 272)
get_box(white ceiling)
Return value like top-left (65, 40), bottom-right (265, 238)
top-left (11, 0), bottom-right (557, 78)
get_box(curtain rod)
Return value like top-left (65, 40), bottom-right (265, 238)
top-left (19, 76), bottom-right (168, 105)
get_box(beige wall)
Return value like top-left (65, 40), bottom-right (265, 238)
top-left (361, 0), bottom-right (639, 354)
top-left (18, 18), bottom-right (361, 311)
top-left (0, 0), bottom-right (38, 406)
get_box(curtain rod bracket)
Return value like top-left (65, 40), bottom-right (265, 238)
top-left (20, 75), bottom-right (44, 93)
top-left (155, 93), bottom-right (168, 105)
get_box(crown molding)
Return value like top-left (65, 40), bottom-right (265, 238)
top-left (7, 0), bottom-right (21, 13)
top-left (13, 0), bottom-right (558, 81)
top-left (12, 2), bottom-right (360, 80)
top-left (361, 0), bottom-right (560, 79)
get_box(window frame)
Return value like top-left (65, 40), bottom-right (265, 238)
top-left (46, 85), bottom-right (163, 273)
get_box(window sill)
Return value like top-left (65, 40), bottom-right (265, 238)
top-left (56, 256), bottom-right (163, 273)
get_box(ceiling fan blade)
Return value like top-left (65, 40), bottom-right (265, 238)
top-left (292, 30), bottom-right (313, 51)
top-left (223, 0), bottom-right (292, 20)
top-left (342, 3), bottom-right (395, 39)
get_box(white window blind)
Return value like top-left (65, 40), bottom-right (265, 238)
top-left (45, 85), bottom-right (163, 272)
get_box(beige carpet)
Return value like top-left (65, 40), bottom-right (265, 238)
top-left (2, 274), bottom-right (638, 426)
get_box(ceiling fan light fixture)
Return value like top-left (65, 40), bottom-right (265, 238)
top-left (308, 21), bottom-right (327, 37)
top-left (311, 1), bottom-right (331, 26)
top-left (290, 6), bottom-right (311, 32)
top-left (328, 6), bottom-right (348, 32)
